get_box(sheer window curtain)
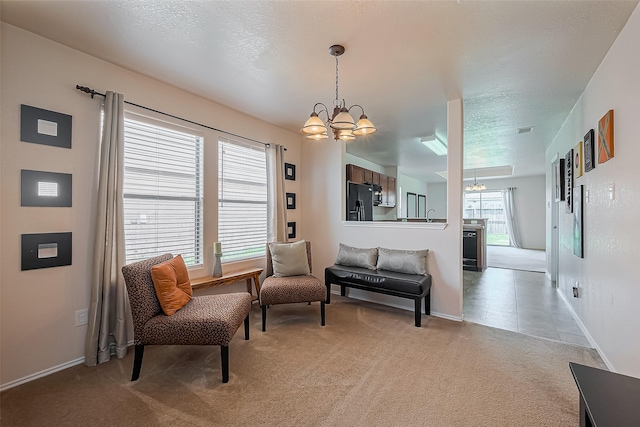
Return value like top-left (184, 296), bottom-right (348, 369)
top-left (85, 91), bottom-right (130, 366)
top-left (266, 144), bottom-right (288, 243)
top-left (501, 187), bottom-right (522, 248)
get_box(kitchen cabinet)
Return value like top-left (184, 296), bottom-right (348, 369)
top-left (346, 164), bottom-right (365, 184)
top-left (346, 164), bottom-right (396, 208)
top-left (364, 169), bottom-right (373, 184)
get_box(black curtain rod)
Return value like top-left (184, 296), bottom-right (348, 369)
top-left (76, 85), bottom-right (283, 149)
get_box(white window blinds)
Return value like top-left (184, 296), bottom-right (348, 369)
top-left (123, 116), bottom-right (203, 266)
top-left (218, 138), bottom-right (267, 262)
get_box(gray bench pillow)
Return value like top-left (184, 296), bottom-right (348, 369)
top-left (377, 248), bottom-right (429, 276)
top-left (335, 243), bottom-right (378, 270)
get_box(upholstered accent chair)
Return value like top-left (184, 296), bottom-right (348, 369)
top-left (260, 241), bottom-right (327, 331)
top-left (122, 254), bottom-right (252, 383)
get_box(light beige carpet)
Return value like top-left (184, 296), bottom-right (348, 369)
top-left (1, 296), bottom-right (604, 426)
top-left (487, 246), bottom-right (546, 273)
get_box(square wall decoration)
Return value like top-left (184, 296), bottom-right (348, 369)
top-left (21, 170), bottom-right (72, 207)
top-left (573, 141), bottom-right (583, 179)
top-left (284, 163), bottom-right (296, 180)
top-left (286, 192), bottom-right (296, 209)
top-left (554, 159), bottom-right (565, 202)
top-left (21, 232), bottom-right (72, 271)
top-left (584, 129), bottom-right (595, 172)
top-left (597, 109), bottom-right (614, 164)
top-left (20, 105), bottom-right (72, 149)
top-left (287, 222), bottom-right (296, 239)
top-left (564, 149), bottom-right (573, 213)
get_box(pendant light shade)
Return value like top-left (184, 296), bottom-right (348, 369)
top-left (301, 45), bottom-right (375, 141)
top-left (301, 113), bottom-right (327, 135)
top-left (353, 114), bottom-right (376, 136)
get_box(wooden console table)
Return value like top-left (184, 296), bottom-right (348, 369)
top-left (570, 362), bottom-right (640, 426)
top-left (191, 268), bottom-right (263, 303)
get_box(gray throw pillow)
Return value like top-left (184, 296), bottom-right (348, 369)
top-left (335, 243), bottom-right (378, 270)
top-left (377, 248), bottom-right (429, 275)
top-left (269, 240), bottom-right (311, 277)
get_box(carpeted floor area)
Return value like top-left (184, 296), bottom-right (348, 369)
top-left (0, 296), bottom-right (604, 426)
top-left (487, 245), bottom-right (546, 273)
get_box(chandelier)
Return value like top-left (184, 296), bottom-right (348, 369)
top-left (465, 169), bottom-right (486, 191)
top-left (301, 45), bottom-right (376, 141)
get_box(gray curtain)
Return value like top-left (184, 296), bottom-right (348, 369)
top-left (85, 91), bottom-right (130, 366)
top-left (266, 144), bottom-right (288, 242)
top-left (501, 188), bottom-right (522, 248)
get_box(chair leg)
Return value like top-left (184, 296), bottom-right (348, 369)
top-left (321, 301), bottom-right (326, 326)
top-left (221, 346), bottom-right (229, 383)
top-left (244, 315), bottom-right (250, 340)
top-left (131, 344), bottom-right (144, 381)
top-left (261, 305), bottom-right (267, 332)
top-left (414, 298), bottom-right (422, 327)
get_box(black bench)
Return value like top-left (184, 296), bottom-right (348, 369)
top-left (325, 264), bottom-right (432, 327)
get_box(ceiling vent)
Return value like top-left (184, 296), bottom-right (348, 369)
top-left (517, 126), bottom-right (534, 134)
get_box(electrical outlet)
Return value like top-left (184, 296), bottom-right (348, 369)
top-left (75, 309), bottom-right (88, 326)
top-left (572, 286), bottom-right (579, 298)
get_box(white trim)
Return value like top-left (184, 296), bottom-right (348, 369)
top-left (557, 289), bottom-right (615, 372)
top-left (0, 357), bottom-right (85, 392)
top-left (431, 311), bottom-right (463, 322)
top-left (545, 270), bottom-right (552, 281)
top-left (341, 221), bottom-right (447, 230)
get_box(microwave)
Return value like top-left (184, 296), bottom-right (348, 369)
top-left (371, 184), bottom-right (383, 206)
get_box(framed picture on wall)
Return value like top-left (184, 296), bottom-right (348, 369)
top-left (286, 192), bottom-right (296, 209)
top-left (554, 158), bottom-right (565, 202)
top-left (284, 163), bottom-right (296, 180)
top-left (565, 149), bottom-right (573, 213)
top-left (597, 109), bottom-right (614, 164)
top-left (584, 129), bottom-right (595, 172)
top-left (573, 185), bottom-right (584, 258)
top-left (574, 141), bottom-right (583, 179)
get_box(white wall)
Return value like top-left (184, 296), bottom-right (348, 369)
top-left (427, 182), bottom-right (447, 220)
top-left (545, 4), bottom-right (640, 377)
top-left (301, 99), bottom-right (463, 321)
top-left (472, 175), bottom-right (546, 250)
top-left (397, 173), bottom-right (428, 218)
top-left (0, 24), bottom-right (302, 388)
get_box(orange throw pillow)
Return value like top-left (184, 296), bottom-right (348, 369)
top-left (150, 255), bottom-right (192, 315)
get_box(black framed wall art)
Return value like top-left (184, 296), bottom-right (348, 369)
top-left (21, 170), bottom-right (72, 207)
top-left (286, 192), bottom-right (296, 209)
top-left (287, 222), bottom-right (296, 239)
top-left (584, 129), bottom-right (595, 172)
top-left (284, 163), bottom-right (296, 180)
top-left (554, 158), bottom-right (565, 202)
top-left (21, 232), bottom-right (72, 271)
top-left (20, 105), bottom-right (72, 149)
top-left (565, 149), bottom-right (573, 213)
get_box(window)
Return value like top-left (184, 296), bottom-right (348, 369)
top-left (464, 191), bottom-right (509, 245)
top-left (218, 138), bottom-right (267, 262)
top-left (123, 116), bottom-right (203, 265)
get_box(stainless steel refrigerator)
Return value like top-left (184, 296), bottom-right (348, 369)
top-left (347, 182), bottom-right (373, 221)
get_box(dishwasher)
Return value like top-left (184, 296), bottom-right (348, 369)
top-left (463, 230), bottom-right (478, 271)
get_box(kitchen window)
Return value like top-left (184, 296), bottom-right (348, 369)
top-left (122, 115), bottom-right (203, 265)
top-left (218, 138), bottom-right (267, 263)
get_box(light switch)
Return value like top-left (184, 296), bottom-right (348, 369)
top-left (585, 190), bottom-right (590, 203)
top-left (609, 183), bottom-right (615, 200)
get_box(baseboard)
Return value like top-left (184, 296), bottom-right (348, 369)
top-left (545, 270), bottom-right (551, 281)
top-left (330, 289), bottom-right (463, 322)
top-left (557, 289), bottom-right (616, 372)
top-left (0, 357), bottom-right (85, 392)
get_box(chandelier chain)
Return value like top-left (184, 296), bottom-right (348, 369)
top-left (335, 55), bottom-right (339, 103)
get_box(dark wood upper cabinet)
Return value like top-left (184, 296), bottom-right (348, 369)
top-left (372, 172), bottom-right (380, 186)
top-left (387, 177), bottom-right (396, 207)
top-left (364, 169), bottom-right (373, 184)
top-left (346, 164), bottom-right (365, 184)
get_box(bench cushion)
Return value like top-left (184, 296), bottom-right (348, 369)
top-left (325, 265), bottom-right (431, 297)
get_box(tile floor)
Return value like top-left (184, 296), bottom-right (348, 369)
top-left (463, 267), bottom-right (591, 347)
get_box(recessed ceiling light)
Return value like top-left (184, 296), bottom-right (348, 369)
top-left (517, 126), bottom-right (534, 134)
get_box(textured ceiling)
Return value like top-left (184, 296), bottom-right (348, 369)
top-left (2, 0), bottom-right (637, 182)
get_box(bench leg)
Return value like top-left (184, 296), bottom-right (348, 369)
top-left (425, 293), bottom-right (431, 315)
top-left (221, 345), bottom-right (229, 383)
top-left (261, 305), bottom-right (267, 332)
top-left (326, 284), bottom-right (331, 304)
top-left (340, 285), bottom-right (346, 297)
top-left (414, 298), bottom-right (422, 327)
top-left (244, 315), bottom-right (250, 340)
top-left (321, 301), bottom-right (326, 326)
